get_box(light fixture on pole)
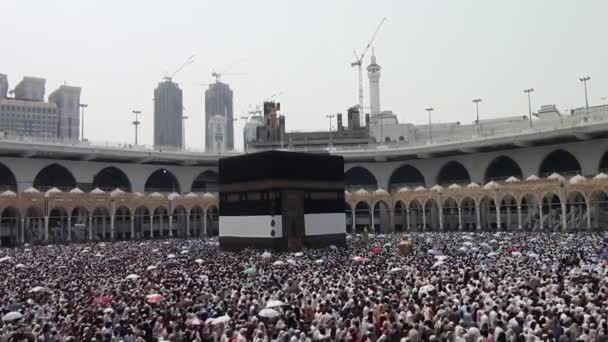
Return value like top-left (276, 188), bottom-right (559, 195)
top-left (326, 114), bottom-right (335, 148)
top-left (472, 98), bottom-right (482, 133)
top-left (79, 103), bottom-right (88, 141)
top-left (425, 107), bottom-right (434, 143)
top-left (132, 110), bottom-right (141, 145)
top-left (579, 76), bottom-right (590, 114)
top-left (181, 115), bottom-right (188, 150)
top-left (524, 88), bottom-right (534, 127)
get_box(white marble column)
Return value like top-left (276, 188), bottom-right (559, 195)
top-left (475, 205), bottom-right (481, 231)
top-left (517, 205), bottom-right (522, 230)
top-left (88, 216), bottom-right (93, 241)
top-left (130, 215), bottom-right (135, 239)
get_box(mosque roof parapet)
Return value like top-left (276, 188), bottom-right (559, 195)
top-left (483, 181), bottom-right (500, 190)
top-left (0, 190), bottom-right (17, 197)
top-left (430, 185), bottom-right (443, 192)
top-left (69, 188), bottom-right (84, 194)
top-left (202, 193), bottom-right (216, 199)
top-left (374, 188), bottom-right (389, 196)
top-left (184, 192), bottom-right (199, 198)
top-left (569, 175), bottom-right (587, 184)
top-left (547, 173), bottom-right (566, 182)
top-left (168, 192), bottom-right (181, 200)
top-left (414, 186), bottom-right (426, 192)
top-left (594, 173), bottom-right (608, 180)
top-left (504, 176), bottom-right (520, 183)
top-left (397, 186), bottom-right (410, 193)
top-left (448, 184), bottom-right (462, 189)
top-left (466, 182), bottom-right (480, 188)
top-left (110, 188), bottom-right (126, 197)
top-left (90, 188), bottom-right (106, 195)
top-left (525, 175), bottom-right (541, 182)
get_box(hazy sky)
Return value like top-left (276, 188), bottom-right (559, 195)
top-left (2, 0), bottom-right (607, 150)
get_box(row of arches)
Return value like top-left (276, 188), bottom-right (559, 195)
top-left (0, 163), bottom-right (218, 193)
top-left (345, 191), bottom-right (608, 233)
top-left (345, 149), bottom-right (608, 190)
top-left (0, 205), bottom-right (219, 246)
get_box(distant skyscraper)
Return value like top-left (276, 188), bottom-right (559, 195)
top-left (0, 74), bottom-right (8, 99)
top-left (208, 114), bottom-right (227, 153)
top-left (367, 49), bottom-right (381, 116)
top-left (48, 84), bottom-right (81, 141)
top-left (205, 82), bottom-right (233, 151)
top-left (154, 78), bottom-right (183, 148)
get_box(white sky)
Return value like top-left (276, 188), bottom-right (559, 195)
top-left (2, 0), bottom-right (607, 151)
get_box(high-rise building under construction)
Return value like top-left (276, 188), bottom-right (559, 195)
top-left (205, 82), bottom-right (233, 151)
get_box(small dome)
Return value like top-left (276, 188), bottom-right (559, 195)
top-left (397, 186), bottom-right (410, 193)
top-left (466, 182), bottom-right (480, 188)
top-left (133, 192), bottom-right (144, 197)
top-left (148, 192), bottom-right (163, 198)
top-left (24, 187), bottom-right (40, 194)
top-left (414, 186), bottom-right (426, 192)
top-left (90, 188), bottom-right (106, 194)
top-left (430, 185), bottom-right (443, 192)
top-left (547, 173), bottom-right (565, 182)
top-left (483, 181), bottom-right (500, 190)
top-left (202, 192), bottom-right (216, 199)
top-left (569, 174), bottom-right (586, 184)
top-left (593, 172), bottom-right (608, 180)
top-left (374, 188), bottom-right (389, 196)
top-left (525, 174), bottom-right (541, 181)
top-left (184, 192), bottom-right (199, 198)
top-left (110, 188), bottom-right (125, 197)
top-left (448, 184), bottom-right (461, 189)
top-left (355, 189), bottom-right (368, 196)
top-left (0, 190), bottom-right (17, 197)
top-left (168, 192), bottom-right (181, 200)
top-left (504, 176), bottom-right (520, 183)
top-left (69, 188), bottom-right (84, 194)
top-left (45, 187), bottom-right (62, 197)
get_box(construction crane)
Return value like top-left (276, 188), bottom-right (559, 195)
top-left (164, 54), bottom-right (195, 81)
top-left (211, 70), bottom-right (244, 83)
top-left (351, 17), bottom-right (386, 119)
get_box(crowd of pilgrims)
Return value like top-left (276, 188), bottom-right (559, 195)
top-left (1, 232), bottom-right (608, 342)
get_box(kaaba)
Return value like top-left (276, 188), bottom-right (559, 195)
top-left (218, 150), bottom-right (345, 251)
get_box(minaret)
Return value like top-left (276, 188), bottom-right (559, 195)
top-left (367, 48), bottom-right (382, 116)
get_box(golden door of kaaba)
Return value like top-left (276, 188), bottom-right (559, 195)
top-left (282, 190), bottom-right (305, 251)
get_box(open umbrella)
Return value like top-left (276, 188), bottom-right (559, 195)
top-left (294, 252), bottom-right (304, 257)
top-left (261, 251), bottom-right (272, 259)
top-left (167, 254), bottom-right (177, 259)
top-left (432, 261), bottom-right (445, 268)
top-left (487, 252), bottom-right (499, 257)
top-left (146, 294), bottom-right (164, 304)
top-left (314, 259), bottom-right (325, 264)
top-left (146, 265), bottom-right (158, 271)
top-left (103, 308), bottom-right (114, 314)
top-left (388, 267), bottom-right (402, 274)
top-left (272, 260), bottom-right (285, 266)
top-left (352, 256), bottom-right (369, 263)
top-left (93, 296), bottom-right (112, 306)
top-left (0, 256), bottom-right (13, 263)
top-left (186, 317), bottom-right (203, 326)
top-left (212, 315), bottom-right (231, 325)
top-left (2, 311), bottom-right (23, 322)
top-left (462, 241), bottom-right (474, 247)
top-left (434, 255), bottom-right (448, 261)
top-left (266, 300), bottom-right (286, 308)
top-left (29, 286), bottom-right (52, 294)
top-left (15, 263), bottom-right (26, 269)
top-left (329, 245), bottom-right (338, 250)
top-left (195, 259), bottom-right (204, 264)
top-left (286, 259), bottom-right (297, 265)
top-left (371, 247), bottom-right (382, 254)
top-left (419, 285), bottom-right (435, 294)
top-left (243, 267), bottom-right (256, 275)
top-left (258, 308), bottom-right (280, 319)
top-left (126, 274), bottom-right (140, 280)
top-left (383, 242), bottom-right (392, 247)
top-left (180, 250), bottom-right (189, 254)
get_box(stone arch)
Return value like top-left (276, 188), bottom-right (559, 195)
top-left (388, 164), bottom-right (426, 190)
top-left (408, 199), bottom-right (424, 232)
top-left (436, 161), bottom-right (471, 186)
top-left (33, 163), bottom-right (76, 191)
top-left (145, 168), bottom-right (181, 193)
top-left (191, 170), bottom-right (218, 193)
top-left (70, 207), bottom-right (89, 243)
top-left (92, 166), bottom-right (132, 192)
top-left (539, 149), bottom-right (582, 177)
top-left (114, 206), bottom-right (132, 240)
top-left (424, 198), bottom-right (440, 231)
top-left (206, 205), bottom-right (219, 237)
top-left (600, 150), bottom-right (608, 173)
top-left (520, 193), bottom-right (539, 231)
top-left (0, 206), bottom-right (20, 247)
top-left (484, 156), bottom-right (523, 182)
top-left (0, 162), bottom-right (17, 192)
top-left (393, 200), bottom-right (407, 232)
top-left (443, 197), bottom-right (459, 231)
top-left (153, 206), bottom-right (170, 238)
top-left (134, 206), bottom-right (151, 239)
top-left (48, 206), bottom-right (69, 243)
top-left (189, 206), bottom-right (204, 238)
top-left (460, 197), bottom-right (476, 231)
top-left (541, 192), bottom-right (562, 231)
top-left (372, 200), bottom-right (391, 233)
top-left (478, 196), bottom-right (497, 231)
top-left (344, 167), bottom-right (378, 191)
top-left (91, 207), bottom-right (111, 241)
top-left (589, 190), bottom-right (608, 231)
top-left (24, 206), bottom-right (44, 244)
top-left (354, 201), bottom-right (371, 233)
top-left (566, 191), bottom-right (587, 231)
top-left (499, 194), bottom-right (517, 231)
top-left (172, 205), bottom-right (188, 237)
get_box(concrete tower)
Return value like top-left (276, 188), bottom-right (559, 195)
top-left (367, 49), bottom-right (382, 116)
top-left (205, 82), bottom-right (233, 151)
top-left (48, 84), bottom-right (82, 141)
top-left (154, 78), bottom-right (183, 148)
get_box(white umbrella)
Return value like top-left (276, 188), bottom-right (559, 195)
top-left (329, 245), bottom-right (338, 250)
top-left (458, 247), bottom-right (467, 252)
top-left (425, 238), bottom-right (433, 243)
top-left (286, 259), bottom-right (297, 265)
top-left (511, 251), bottom-right (522, 257)
top-left (419, 285), bottom-right (435, 294)
top-left (126, 274), bottom-right (140, 280)
top-left (164, 241), bottom-right (170, 245)
top-left (167, 254), bottom-right (176, 259)
top-left (432, 261), bottom-right (445, 268)
top-left (273, 260), bottom-right (285, 266)
top-left (480, 242), bottom-right (490, 248)
top-left (462, 235), bottom-right (474, 240)
top-left (258, 308), bottom-right (280, 318)
top-left (346, 235), bottom-right (353, 240)
top-left (180, 250), bottom-right (189, 254)
top-left (29, 286), bottom-right (52, 294)
top-left (527, 252), bottom-right (539, 258)
top-left (462, 241), bottom-right (474, 247)
top-left (195, 259), bottom-right (204, 264)
top-left (261, 251), bottom-right (272, 259)
top-left (314, 259), bottom-right (324, 264)
top-left (95, 253), bottom-right (103, 258)
top-left (294, 252), bottom-right (304, 257)
top-left (2, 311), bottom-right (23, 322)
top-left (146, 265), bottom-right (158, 271)
top-left (487, 252), bottom-right (499, 257)
top-left (489, 239), bottom-right (498, 243)
top-left (152, 248), bottom-right (160, 252)
top-left (434, 255), bottom-right (448, 261)
top-left (15, 263), bottom-right (26, 269)
top-left (388, 267), bottom-right (402, 274)
top-left (99, 242), bottom-right (107, 247)
top-left (212, 315), bottom-right (231, 325)
top-left (266, 300), bottom-right (286, 308)
top-left (103, 308), bottom-right (114, 314)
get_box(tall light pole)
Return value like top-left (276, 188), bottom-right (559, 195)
top-left (326, 114), bottom-right (335, 148)
top-left (524, 88), bottom-right (534, 127)
top-left (425, 107), bottom-right (434, 143)
top-left (472, 98), bottom-right (482, 134)
top-left (181, 115), bottom-right (188, 150)
top-left (579, 76), bottom-right (590, 114)
top-left (79, 104), bottom-right (88, 141)
top-left (132, 110), bottom-right (141, 145)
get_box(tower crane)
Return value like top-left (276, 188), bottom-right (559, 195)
top-left (351, 18), bottom-right (386, 120)
top-left (211, 70), bottom-right (244, 83)
top-left (164, 54), bottom-right (195, 81)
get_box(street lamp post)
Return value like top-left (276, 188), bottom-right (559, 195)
top-left (79, 104), bottom-right (88, 141)
top-left (524, 88), bottom-right (534, 127)
top-left (425, 107), bottom-right (434, 143)
top-left (326, 114), bottom-right (335, 148)
top-left (472, 99), bottom-right (482, 134)
top-left (181, 115), bottom-right (188, 150)
top-left (132, 110), bottom-right (141, 145)
top-left (579, 76), bottom-right (590, 114)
